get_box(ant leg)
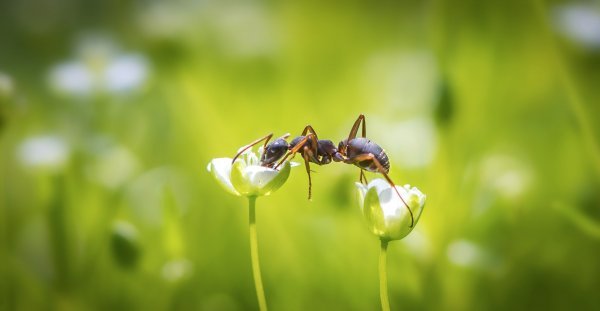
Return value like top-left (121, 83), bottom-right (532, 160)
top-left (345, 153), bottom-right (414, 227)
top-left (274, 133), bottom-right (316, 169)
top-left (359, 170), bottom-right (369, 184)
top-left (301, 126), bottom-right (320, 156)
top-left (301, 125), bottom-right (319, 140)
top-left (347, 114), bottom-right (366, 141)
top-left (278, 133), bottom-right (291, 140)
top-left (307, 132), bottom-right (319, 160)
top-left (232, 133), bottom-right (273, 164)
top-left (302, 146), bottom-right (314, 200)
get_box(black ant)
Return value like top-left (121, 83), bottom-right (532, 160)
top-left (231, 114), bottom-right (414, 227)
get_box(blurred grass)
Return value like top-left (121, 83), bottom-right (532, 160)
top-left (1, 0), bottom-right (600, 310)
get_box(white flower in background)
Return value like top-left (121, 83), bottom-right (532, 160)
top-left (0, 72), bottom-right (15, 99)
top-left (86, 142), bottom-right (140, 189)
top-left (211, 4), bottom-right (276, 57)
top-left (104, 54), bottom-right (148, 92)
top-left (369, 116), bottom-right (437, 169)
top-left (356, 179), bottom-right (426, 241)
top-left (48, 36), bottom-right (149, 96)
top-left (364, 51), bottom-right (438, 113)
top-left (553, 3), bottom-right (600, 50)
top-left (162, 258), bottom-right (193, 282)
top-left (479, 154), bottom-right (533, 201)
top-left (49, 62), bottom-right (95, 95)
top-left (126, 167), bottom-right (191, 226)
top-left (447, 239), bottom-right (481, 267)
top-left (137, 3), bottom-right (192, 39)
top-left (401, 230), bottom-right (432, 260)
top-left (207, 148), bottom-right (295, 197)
top-left (17, 135), bottom-right (70, 170)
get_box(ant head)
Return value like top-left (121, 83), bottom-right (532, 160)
top-left (317, 139), bottom-right (337, 154)
top-left (260, 138), bottom-right (289, 166)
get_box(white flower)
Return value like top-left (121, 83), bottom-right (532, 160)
top-left (356, 179), bottom-right (426, 241)
top-left (0, 72), bottom-right (15, 99)
top-left (17, 135), bottom-right (70, 170)
top-left (207, 148), bottom-right (295, 197)
top-left (553, 3), bottom-right (600, 50)
top-left (162, 258), bottom-right (193, 282)
top-left (86, 143), bottom-right (140, 189)
top-left (48, 36), bottom-right (149, 96)
top-left (104, 54), bottom-right (149, 92)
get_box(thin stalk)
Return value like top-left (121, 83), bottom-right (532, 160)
top-left (248, 196), bottom-right (268, 311)
top-left (379, 239), bottom-right (390, 311)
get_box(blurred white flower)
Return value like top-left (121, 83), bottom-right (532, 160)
top-left (369, 116), bottom-right (438, 168)
top-left (207, 148), bottom-right (295, 197)
top-left (137, 3), bottom-right (192, 39)
top-left (48, 36), bottom-right (149, 96)
top-left (50, 62), bottom-right (95, 96)
top-left (553, 3), bottom-right (600, 50)
top-left (479, 154), bottom-right (533, 201)
top-left (17, 135), bottom-right (70, 170)
top-left (126, 167), bottom-right (191, 226)
top-left (447, 239), bottom-right (505, 273)
top-left (86, 142), bottom-right (140, 189)
top-left (0, 72), bottom-right (15, 98)
top-left (356, 179), bottom-right (426, 241)
top-left (211, 4), bottom-right (276, 57)
top-left (447, 239), bottom-right (481, 267)
top-left (104, 54), bottom-right (149, 92)
top-left (401, 230), bottom-right (431, 260)
top-left (364, 51), bottom-right (438, 113)
top-left (162, 258), bottom-right (193, 282)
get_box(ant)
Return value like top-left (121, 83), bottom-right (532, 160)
top-left (231, 114), bottom-right (414, 227)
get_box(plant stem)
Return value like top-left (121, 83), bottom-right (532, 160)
top-left (248, 196), bottom-right (268, 311)
top-left (379, 239), bottom-right (390, 311)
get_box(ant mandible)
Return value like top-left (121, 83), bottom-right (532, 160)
top-left (231, 114), bottom-right (414, 228)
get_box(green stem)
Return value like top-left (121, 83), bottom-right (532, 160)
top-left (248, 196), bottom-right (268, 311)
top-left (379, 239), bottom-right (390, 311)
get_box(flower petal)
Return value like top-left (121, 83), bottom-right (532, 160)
top-left (230, 160), bottom-right (291, 197)
top-left (207, 158), bottom-right (240, 196)
top-left (245, 165), bottom-right (279, 195)
top-left (363, 184), bottom-right (388, 239)
top-left (230, 159), bottom-right (254, 196)
top-left (259, 160), bottom-right (291, 196)
top-left (368, 178), bottom-right (393, 196)
top-left (355, 182), bottom-right (368, 211)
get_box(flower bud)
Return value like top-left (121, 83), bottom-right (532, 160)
top-left (356, 179), bottom-right (426, 241)
top-left (207, 149), bottom-right (294, 197)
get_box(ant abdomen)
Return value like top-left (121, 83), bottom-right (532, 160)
top-left (347, 138), bottom-right (390, 173)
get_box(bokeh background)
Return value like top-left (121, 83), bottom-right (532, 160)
top-left (1, 0), bottom-right (600, 310)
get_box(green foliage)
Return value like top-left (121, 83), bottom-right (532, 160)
top-left (1, 0), bottom-right (600, 310)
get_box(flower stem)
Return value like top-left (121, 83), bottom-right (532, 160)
top-left (379, 239), bottom-right (390, 311)
top-left (248, 196), bottom-right (268, 311)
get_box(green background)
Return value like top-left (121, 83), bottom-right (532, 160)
top-left (1, 0), bottom-right (600, 310)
